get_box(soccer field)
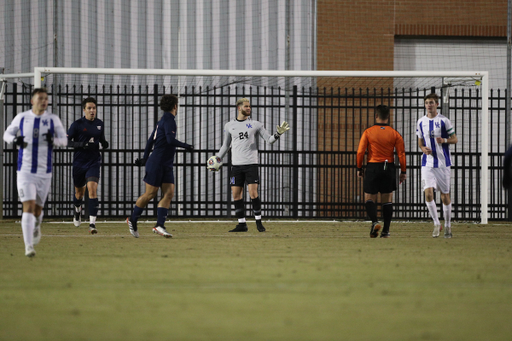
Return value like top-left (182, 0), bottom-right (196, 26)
top-left (1, 220), bottom-right (511, 341)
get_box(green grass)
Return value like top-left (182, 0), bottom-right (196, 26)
top-left (1, 220), bottom-right (512, 341)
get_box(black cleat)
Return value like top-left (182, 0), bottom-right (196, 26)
top-left (370, 222), bottom-right (381, 238)
top-left (127, 218), bottom-right (139, 238)
top-left (380, 231), bottom-right (390, 238)
top-left (256, 220), bottom-right (266, 232)
top-left (229, 224), bottom-right (248, 232)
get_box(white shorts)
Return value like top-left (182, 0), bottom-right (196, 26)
top-left (17, 173), bottom-right (52, 206)
top-left (421, 167), bottom-right (451, 194)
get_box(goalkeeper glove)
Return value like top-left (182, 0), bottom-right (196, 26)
top-left (134, 158), bottom-right (146, 167)
top-left (276, 121), bottom-right (290, 135)
top-left (13, 136), bottom-right (28, 148)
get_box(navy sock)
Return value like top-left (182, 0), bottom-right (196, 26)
top-left (365, 200), bottom-right (378, 223)
top-left (89, 198), bottom-right (99, 217)
top-left (157, 207), bottom-right (168, 227)
top-left (130, 205), bottom-right (144, 222)
top-left (73, 195), bottom-right (82, 208)
top-left (382, 202), bottom-right (393, 233)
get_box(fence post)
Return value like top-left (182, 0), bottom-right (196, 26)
top-left (292, 85), bottom-right (299, 218)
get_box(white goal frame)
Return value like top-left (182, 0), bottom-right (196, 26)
top-left (30, 67), bottom-right (489, 223)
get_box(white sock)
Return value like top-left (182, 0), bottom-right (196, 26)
top-left (238, 218), bottom-right (247, 224)
top-left (426, 201), bottom-right (440, 226)
top-left (255, 215), bottom-right (262, 221)
top-left (35, 212), bottom-right (44, 229)
top-left (443, 203), bottom-right (452, 227)
top-left (90, 216), bottom-right (97, 225)
top-left (21, 212), bottom-right (36, 247)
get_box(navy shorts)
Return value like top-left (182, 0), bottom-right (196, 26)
top-left (363, 162), bottom-right (397, 194)
top-left (144, 161), bottom-right (174, 187)
top-left (73, 164), bottom-right (100, 188)
top-left (230, 165), bottom-right (259, 187)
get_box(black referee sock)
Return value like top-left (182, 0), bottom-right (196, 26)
top-left (382, 202), bottom-right (393, 233)
top-left (365, 200), bottom-right (378, 223)
top-left (234, 199), bottom-right (247, 225)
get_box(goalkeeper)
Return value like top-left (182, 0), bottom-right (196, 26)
top-left (207, 98), bottom-right (290, 232)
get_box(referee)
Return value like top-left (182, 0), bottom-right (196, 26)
top-left (356, 105), bottom-right (406, 238)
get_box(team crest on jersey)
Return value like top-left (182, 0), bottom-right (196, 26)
top-left (42, 119), bottom-right (49, 126)
top-left (246, 123), bottom-right (252, 129)
top-left (435, 122), bottom-right (440, 128)
top-left (97, 126), bottom-right (102, 130)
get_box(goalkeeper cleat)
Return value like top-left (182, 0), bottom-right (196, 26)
top-left (89, 224), bottom-right (97, 234)
top-left (370, 222), bottom-right (381, 238)
top-left (25, 245), bottom-right (36, 258)
top-left (153, 225), bottom-right (172, 238)
top-left (126, 218), bottom-right (139, 238)
top-left (444, 226), bottom-right (452, 239)
top-left (33, 225), bottom-right (41, 245)
top-left (256, 220), bottom-right (266, 232)
top-left (73, 208), bottom-right (82, 227)
top-left (229, 224), bottom-right (248, 232)
top-left (432, 224), bottom-right (442, 238)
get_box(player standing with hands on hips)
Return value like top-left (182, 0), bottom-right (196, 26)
top-left (127, 94), bottom-right (193, 238)
top-left (3, 88), bottom-right (68, 257)
top-left (416, 93), bottom-right (458, 238)
top-left (67, 97), bottom-right (109, 234)
top-left (207, 98), bottom-right (290, 232)
top-left (357, 105), bottom-right (406, 238)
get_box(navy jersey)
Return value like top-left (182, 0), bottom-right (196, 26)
top-left (143, 112), bottom-right (189, 167)
top-left (67, 117), bottom-right (107, 168)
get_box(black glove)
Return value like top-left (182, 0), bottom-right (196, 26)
top-left (42, 132), bottom-right (54, 145)
top-left (185, 144), bottom-right (194, 152)
top-left (101, 141), bottom-right (109, 149)
top-left (134, 158), bottom-right (146, 167)
top-left (13, 136), bottom-right (28, 148)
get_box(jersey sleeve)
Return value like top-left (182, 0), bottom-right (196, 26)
top-left (3, 114), bottom-right (22, 144)
top-left (52, 115), bottom-right (68, 147)
top-left (142, 127), bottom-right (157, 160)
top-left (356, 130), bottom-right (368, 169)
top-left (164, 118), bottom-right (189, 148)
top-left (444, 117), bottom-right (455, 136)
top-left (395, 131), bottom-right (407, 173)
top-left (217, 122), bottom-right (232, 159)
top-left (258, 123), bottom-right (278, 144)
top-left (416, 119), bottom-right (424, 139)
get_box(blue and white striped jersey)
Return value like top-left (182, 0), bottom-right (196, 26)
top-left (416, 113), bottom-right (455, 168)
top-left (3, 110), bottom-right (67, 177)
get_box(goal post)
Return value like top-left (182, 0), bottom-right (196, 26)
top-left (28, 67), bottom-right (489, 223)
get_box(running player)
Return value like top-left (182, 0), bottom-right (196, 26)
top-left (357, 105), bottom-right (406, 238)
top-left (207, 98), bottom-right (290, 232)
top-left (126, 94), bottom-right (193, 238)
top-left (3, 88), bottom-right (68, 257)
top-left (67, 97), bottom-right (109, 234)
top-left (416, 93), bottom-right (458, 238)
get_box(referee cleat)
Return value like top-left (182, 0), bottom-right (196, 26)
top-left (73, 208), bottom-right (82, 227)
top-left (256, 220), bottom-right (266, 232)
top-left (89, 224), bottom-right (98, 234)
top-left (25, 245), bottom-right (36, 258)
top-left (126, 218), bottom-right (139, 238)
top-left (370, 222), bottom-right (381, 238)
top-left (444, 226), bottom-right (452, 239)
top-left (229, 224), bottom-right (248, 232)
top-left (432, 224), bottom-right (443, 238)
top-left (33, 225), bottom-right (42, 245)
top-left (153, 226), bottom-right (172, 238)
top-left (380, 231), bottom-right (390, 238)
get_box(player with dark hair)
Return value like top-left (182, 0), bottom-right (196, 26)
top-left (357, 104), bottom-right (406, 238)
top-left (126, 94), bottom-right (194, 238)
top-left (67, 97), bottom-right (109, 234)
top-left (3, 88), bottom-right (68, 257)
top-left (416, 93), bottom-right (458, 238)
top-left (207, 97), bottom-right (290, 232)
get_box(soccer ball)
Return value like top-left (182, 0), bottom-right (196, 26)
top-left (207, 155), bottom-right (222, 172)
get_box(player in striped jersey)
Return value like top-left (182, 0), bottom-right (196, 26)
top-left (357, 105), bottom-right (406, 238)
top-left (3, 88), bottom-right (67, 257)
top-left (416, 93), bottom-right (458, 238)
top-left (208, 98), bottom-right (290, 232)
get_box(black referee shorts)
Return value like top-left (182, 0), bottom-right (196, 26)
top-left (363, 162), bottom-right (397, 194)
top-left (230, 165), bottom-right (260, 187)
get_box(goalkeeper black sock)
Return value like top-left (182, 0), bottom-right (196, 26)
top-left (365, 200), bottom-right (378, 223)
top-left (234, 199), bottom-right (247, 225)
top-left (251, 196), bottom-right (262, 220)
top-left (382, 202), bottom-right (393, 233)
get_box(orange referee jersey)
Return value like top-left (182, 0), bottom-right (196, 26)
top-left (357, 123), bottom-right (406, 173)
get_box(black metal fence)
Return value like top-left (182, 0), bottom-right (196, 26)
top-left (1, 83), bottom-right (509, 220)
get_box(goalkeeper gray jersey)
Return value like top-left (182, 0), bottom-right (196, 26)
top-left (218, 118), bottom-right (278, 165)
